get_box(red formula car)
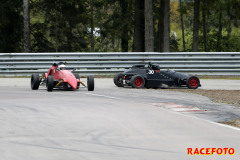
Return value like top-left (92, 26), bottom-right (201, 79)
top-left (31, 62), bottom-right (94, 92)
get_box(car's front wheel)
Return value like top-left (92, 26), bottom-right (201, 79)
top-left (87, 75), bottom-right (94, 91)
top-left (187, 76), bottom-right (200, 89)
top-left (31, 73), bottom-right (40, 90)
top-left (113, 73), bottom-right (123, 87)
top-left (47, 76), bottom-right (54, 92)
top-left (130, 75), bottom-right (145, 89)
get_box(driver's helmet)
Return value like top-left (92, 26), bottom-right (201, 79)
top-left (59, 64), bottom-right (66, 70)
top-left (152, 64), bottom-right (160, 70)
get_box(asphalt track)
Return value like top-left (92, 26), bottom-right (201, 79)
top-left (0, 78), bottom-right (240, 160)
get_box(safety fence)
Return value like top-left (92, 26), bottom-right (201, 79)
top-left (0, 52), bottom-right (240, 76)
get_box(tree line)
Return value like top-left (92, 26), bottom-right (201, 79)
top-left (0, 0), bottom-right (240, 53)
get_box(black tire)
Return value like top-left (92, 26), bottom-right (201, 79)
top-left (31, 73), bottom-right (40, 90)
top-left (47, 75), bottom-right (54, 92)
top-left (186, 76), bottom-right (200, 89)
top-left (87, 75), bottom-right (94, 91)
top-left (113, 73), bottom-right (123, 87)
top-left (130, 75), bottom-right (145, 88)
top-left (74, 74), bottom-right (80, 89)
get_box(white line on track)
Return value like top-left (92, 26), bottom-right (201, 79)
top-left (81, 92), bottom-right (121, 100)
top-left (0, 89), bottom-right (121, 100)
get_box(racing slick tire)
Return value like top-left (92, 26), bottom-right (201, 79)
top-left (47, 75), bottom-right (54, 92)
top-left (74, 74), bottom-right (80, 89)
top-left (130, 75), bottom-right (145, 89)
top-left (186, 76), bottom-right (200, 89)
top-left (31, 73), bottom-right (40, 90)
top-left (113, 73), bottom-right (123, 87)
top-left (87, 75), bottom-right (94, 91)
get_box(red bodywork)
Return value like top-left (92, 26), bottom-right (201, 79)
top-left (45, 66), bottom-right (80, 89)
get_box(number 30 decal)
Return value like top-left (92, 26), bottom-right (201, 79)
top-left (148, 70), bottom-right (154, 74)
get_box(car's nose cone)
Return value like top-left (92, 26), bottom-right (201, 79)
top-left (67, 75), bottom-right (77, 89)
top-left (62, 71), bottom-right (78, 89)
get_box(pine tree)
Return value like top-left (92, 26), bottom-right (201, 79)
top-left (133, 0), bottom-right (145, 52)
top-left (192, 0), bottom-right (200, 52)
top-left (145, 0), bottom-right (154, 52)
top-left (23, 0), bottom-right (30, 52)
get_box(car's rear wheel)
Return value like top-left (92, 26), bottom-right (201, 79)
top-left (187, 76), bottom-right (200, 89)
top-left (131, 75), bottom-right (145, 88)
top-left (74, 74), bottom-right (80, 89)
top-left (31, 73), bottom-right (40, 90)
top-left (113, 73), bottom-right (123, 87)
top-left (47, 75), bottom-right (54, 92)
top-left (87, 75), bottom-right (94, 91)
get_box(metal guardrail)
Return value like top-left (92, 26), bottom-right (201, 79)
top-left (0, 52), bottom-right (240, 76)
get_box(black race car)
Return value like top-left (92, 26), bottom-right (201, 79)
top-left (114, 62), bottom-right (201, 89)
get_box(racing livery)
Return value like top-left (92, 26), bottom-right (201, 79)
top-left (114, 62), bottom-right (201, 89)
top-left (31, 62), bottom-right (94, 92)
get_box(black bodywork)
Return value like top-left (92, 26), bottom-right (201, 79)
top-left (114, 63), bottom-right (201, 89)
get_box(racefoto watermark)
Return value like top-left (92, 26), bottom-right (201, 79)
top-left (187, 148), bottom-right (235, 156)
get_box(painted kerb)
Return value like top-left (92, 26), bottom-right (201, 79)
top-left (0, 52), bottom-right (240, 76)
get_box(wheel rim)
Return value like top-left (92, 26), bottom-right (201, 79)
top-left (189, 78), bottom-right (199, 88)
top-left (134, 78), bottom-right (143, 87)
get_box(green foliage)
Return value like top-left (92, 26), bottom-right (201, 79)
top-left (1, 0), bottom-right (240, 52)
top-left (31, 0), bottom-right (89, 52)
top-left (95, 0), bottom-right (134, 52)
top-left (0, 1), bottom-right (23, 52)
